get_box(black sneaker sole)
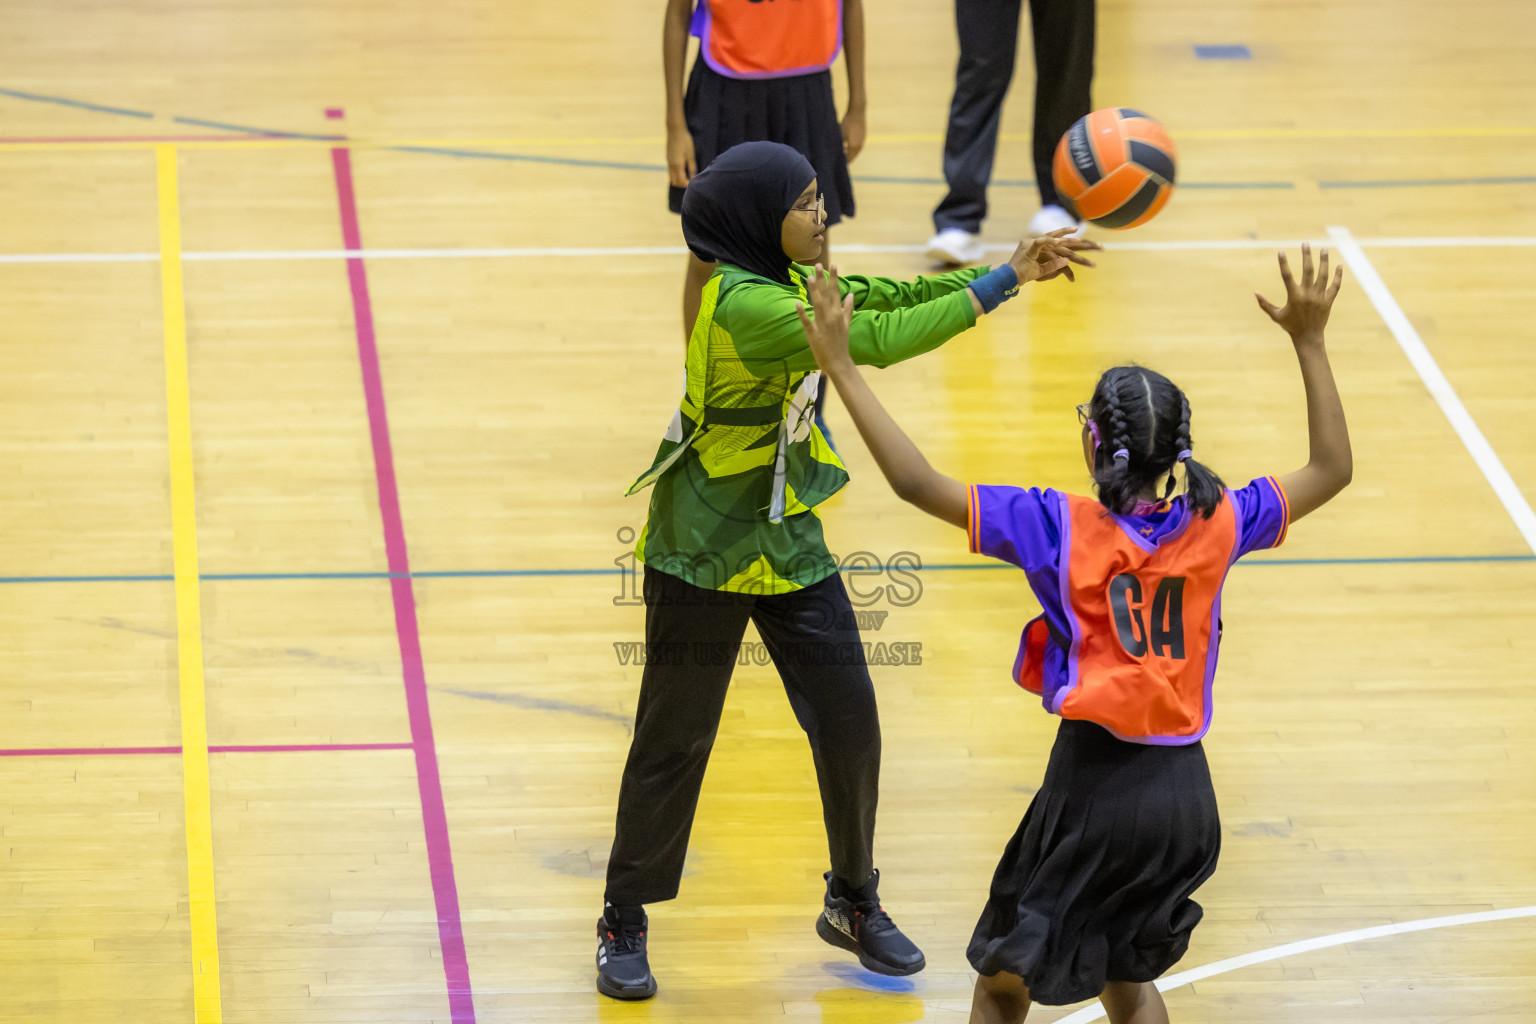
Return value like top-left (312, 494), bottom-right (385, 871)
top-left (815, 913), bottom-right (927, 977)
top-left (596, 972), bottom-right (657, 1001)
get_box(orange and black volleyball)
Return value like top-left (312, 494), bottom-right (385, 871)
top-left (1052, 108), bottom-right (1177, 229)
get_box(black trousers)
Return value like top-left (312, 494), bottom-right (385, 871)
top-left (604, 567), bottom-right (881, 906)
top-left (933, 0), bottom-right (1096, 232)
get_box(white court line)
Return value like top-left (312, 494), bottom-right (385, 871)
top-left (0, 252), bottom-right (159, 263)
top-left (4, 235), bottom-right (1536, 264)
top-left (990, 238), bottom-right (1322, 253)
top-left (1362, 236), bottom-right (1536, 248)
top-left (1050, 904), bottom-right (1536, 1024)
top-left (1329, 225), bottom-right (1536, 555)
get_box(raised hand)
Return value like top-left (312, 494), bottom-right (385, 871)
top-left (1256, 243), bottom-right (1344, 341)
top-left (795, 264), bottom-right (857, 373)
top-left (1007, 227), bottom-right (1102, 285)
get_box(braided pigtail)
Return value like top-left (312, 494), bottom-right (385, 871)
top-left (1092, 380), bottom-right (1142, 515)
top-left (1173, 389), bottom-right (1226, 518)
top-left (1090, 366), bottom-right (1229, 518)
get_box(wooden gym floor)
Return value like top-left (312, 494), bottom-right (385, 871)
top-left (1, 1), bottom-right (1533, 1021)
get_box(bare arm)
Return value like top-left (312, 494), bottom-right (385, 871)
top-left (1256, 245), bottom-right (1352, 521)
top-left (796, 265), bottom-right (969, 529)
top-left (840, 0), bottom-right (867, 162)
top-left (663, 0), bottom-right (696, 188)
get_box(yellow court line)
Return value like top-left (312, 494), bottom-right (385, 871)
top-left (155, 143), bottom-right (224, 1024)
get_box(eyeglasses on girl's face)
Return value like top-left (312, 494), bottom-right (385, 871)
top-left (791, 194), bottom-right (826, 223)
top-left (1077, 402), bottom-right (1102, 448)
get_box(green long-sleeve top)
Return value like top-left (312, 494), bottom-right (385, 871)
top-left (627, 260), bottom-right (987, 594)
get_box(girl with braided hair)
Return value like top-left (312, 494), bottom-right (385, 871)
top-left (795, 245), bottom-right (1352, 1024)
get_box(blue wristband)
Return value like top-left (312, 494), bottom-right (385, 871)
top-left (968, 264), bottom-right (1020, 313)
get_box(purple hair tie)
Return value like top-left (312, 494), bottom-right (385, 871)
top-left (1177, 449), bottom-right (1193, 462)
top-left (1112, 448), bottom-right (1130, 463)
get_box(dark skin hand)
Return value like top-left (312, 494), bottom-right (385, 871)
top-left (1256, 243), bottom-right (1352, 520)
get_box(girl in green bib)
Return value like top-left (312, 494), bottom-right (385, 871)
top-left (596, 140), bottom-right (1098, 1001)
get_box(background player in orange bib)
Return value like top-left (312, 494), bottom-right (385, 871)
top-left (664, 0), bottom-right (867, 340)
top-left (664, 0), bottom-right (868, 443)
top-left (794, 246), bottom-right (1352, 1023)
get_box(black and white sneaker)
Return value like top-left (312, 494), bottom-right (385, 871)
top-left (814, 870), bottom-right (926, 976)
top-left (596, 907), bottom-right (657, 1000)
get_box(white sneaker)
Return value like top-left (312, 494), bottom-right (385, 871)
top-left (925, 227), bottom-right (985, 266)
top-left (1027, 205), bottom-right (1086, 238)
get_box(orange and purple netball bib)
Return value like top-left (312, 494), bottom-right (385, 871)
top-left (691, 0), bottom-right (843, 80)
top-left (966, 478), bottom-right (1290, 744)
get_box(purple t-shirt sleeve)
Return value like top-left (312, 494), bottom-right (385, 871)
top-left (1229, 475), bottom-right (1292, 558)
top-left (966, 484), bottom-right (1063, 572)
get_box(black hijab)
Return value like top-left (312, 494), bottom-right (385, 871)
top-left (680, 141), bottom-right (816, 286)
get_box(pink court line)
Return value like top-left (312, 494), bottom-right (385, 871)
top-left (0, 742), bottom-right (413, 757)
top-left (330, 145), bottom-right (476, 1024)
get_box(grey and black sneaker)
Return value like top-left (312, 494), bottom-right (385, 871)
top-left (596, 906), bottom-right (657, 1000)
top-left (814, 870), bottom-right (926, 976)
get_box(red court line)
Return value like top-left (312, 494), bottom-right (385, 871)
top-left (330, 144), bottom-right (477, 1024)
top-left (0, 742), bottom-right (413, 757)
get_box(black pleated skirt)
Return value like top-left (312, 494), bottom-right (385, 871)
top-left (967, 719), bottom-right (1221, 1006)
top-left (668, 60), bottom-right (855, 226)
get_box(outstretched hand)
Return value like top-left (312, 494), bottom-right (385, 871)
top-left (1256, 243), bottom-right (1344, 341)
top-left (795, 264), bottom-right (857, 374)
top-left (1007, 227), bottom-right (1102, 285)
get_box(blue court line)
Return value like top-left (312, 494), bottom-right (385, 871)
top-left (206, 571), bottom-right (402, 581)
top-left (171, 115), bottom-right (345, 141)
top-left (853, 175), bottom-right (1048, 186)
top-left (0, 85), bottom-right (154, 120)
top-left (206, 568), bottom-right (620, 580)
top-left (1180, 181), bottom-right (1295, 190)
top-left (9, 85), bottom-right (1528, 194)
top-left (1195, 44), bottom-right (1253, 60)
top-left (852, 175), bottom-right (1043, 187)
top-left (1244, 554), bottom-right (1535, 566)
top-left (414, 568), bottom-right (620, 577)
top-left (390, 144), bottom-right (667, 172)
top-left (924, 554), bottom-right (1536, 571)
top-left (178, 124), bottom-right (1300, 189)
top-left (1320, 175), bottom-right (1536, 189)
top-left (851, 175), bottom-right (1294, 190)
top-left (1, 554), bottom-right (1529, 586)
